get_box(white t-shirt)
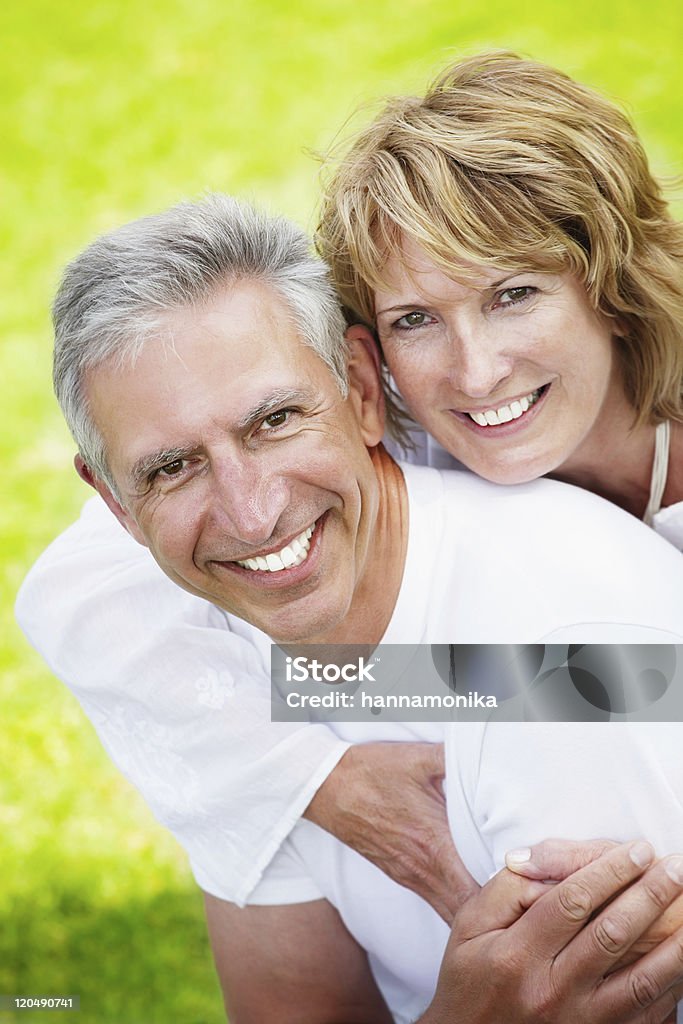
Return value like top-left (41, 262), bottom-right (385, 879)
top-left (15, 462), bottom-right (683, 916)
top-left (188, 464), bottom-right (683, 1024)
top-left (398, 430), bottom-right (683, 550)
top-left (654, 502), bottom-right (683, 549)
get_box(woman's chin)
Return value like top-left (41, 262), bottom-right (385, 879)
top-left (459, 453), bottom-right (559, 487)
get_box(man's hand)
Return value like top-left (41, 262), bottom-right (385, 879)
top-left (507, 837), bottom-right (683, 980)
top-left (420, 840), bottom-right (683, 1024)
top-left (303, 741), bottom-right (477, 923)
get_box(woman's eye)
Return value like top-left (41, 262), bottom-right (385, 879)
top-left (394, 311), bottom-right (434, 330)
top-left (498, 286), bottom-right (535, 306)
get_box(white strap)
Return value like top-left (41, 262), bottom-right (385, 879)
top-left (643, 421), bottom-right (670, 525)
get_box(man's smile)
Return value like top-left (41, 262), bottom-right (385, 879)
top-left (210, 514), bottom-right (328, 589)
top-left (234, 519), bottom-right (318, 572)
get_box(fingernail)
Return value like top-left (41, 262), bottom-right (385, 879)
top-left (630, 841), bottom-right (654, 868)
top-left (665, 856), bottom-right (683, 884)
top-left (506, 847), bottom-right (531, 866)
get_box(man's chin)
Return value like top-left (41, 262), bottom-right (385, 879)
top-left (255, 602), bottom-right (348, 646)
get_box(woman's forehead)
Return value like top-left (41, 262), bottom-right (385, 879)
top-left (373, 235), bottom-right (556, 303)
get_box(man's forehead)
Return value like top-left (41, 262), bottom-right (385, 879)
top-left (88, 278), bottom-right (335, 415)
top-left (169, 277), bottom-right (284, 328)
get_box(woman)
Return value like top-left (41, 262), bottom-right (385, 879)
top-left (317, 51), bottom-right (683, 548)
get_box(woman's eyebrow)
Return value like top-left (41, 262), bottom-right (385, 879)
top-left (375, 302), bottom-right (426, 316)
top-left (375, 275), bottom-right (533, 317)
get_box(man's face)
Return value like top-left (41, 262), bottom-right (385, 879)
top-left (85, 282), bottom-right (384, 643)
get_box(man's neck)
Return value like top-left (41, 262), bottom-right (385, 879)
top-left (312, 445), bottom-right (409, 647)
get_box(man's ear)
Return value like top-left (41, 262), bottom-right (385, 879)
top-left (345, 324), bottom-right (385, 446)
top-left (74, 454), bottom-right (147, 546)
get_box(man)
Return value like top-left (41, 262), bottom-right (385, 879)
top-left (17, 194), bottom-right (683, 1022)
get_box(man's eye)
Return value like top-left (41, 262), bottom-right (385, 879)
top-left (260, 409), bottom-right (292, 431)
top-left (394, 311), bottom-right (434, 330)
top-left (159, 460), bottom-right (186, 477)
top-left (497, 286), bottom-right (535, 307)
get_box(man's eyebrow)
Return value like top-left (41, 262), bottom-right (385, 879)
top-left (130, 445), bottom-right (199, 489)
top-left (235, 388), bottom-right (314, 431)
top-left (128, 389), bottom-right (316, 487)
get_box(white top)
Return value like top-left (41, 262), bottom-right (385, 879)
top-left (15, 463), bottom-right (683, 914)
top-left (646, 422), bottom-right (683, 549)
top-left (643, 421), bottom-right (670, 525)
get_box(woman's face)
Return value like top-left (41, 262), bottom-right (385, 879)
top-left (374, 238), bottom-right (624, 484)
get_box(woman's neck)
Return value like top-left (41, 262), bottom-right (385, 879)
top-left (550, 392), bottom-right (666, 519)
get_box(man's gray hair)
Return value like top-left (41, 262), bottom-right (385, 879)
top-left (53, 194), bottom-right (349, 492)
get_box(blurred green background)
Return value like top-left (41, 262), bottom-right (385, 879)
top-left (2, 0), bottom-right (682, 1020)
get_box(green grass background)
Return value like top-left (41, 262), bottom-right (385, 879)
top-left (2, 1), bottom-right (682, 1020)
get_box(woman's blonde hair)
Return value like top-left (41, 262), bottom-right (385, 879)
top-left (317, 51), bottom-right (683, 428)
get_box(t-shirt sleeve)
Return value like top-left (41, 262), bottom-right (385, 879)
top-left (192, 826), bottom-right (325, 905)
top-left (446, 721), bottom-right (683, 885)
top-left (15, 497), bottom-right (349, 905)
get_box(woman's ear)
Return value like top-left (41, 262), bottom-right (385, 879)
top-left (74, 454), bottom-right (147, 545)
top-left (344, 324), bottom-right (385, 446)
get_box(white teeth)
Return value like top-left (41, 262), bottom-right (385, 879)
top-left (235, 523), bottom-right (316, 572)
top-left (467, 389), bottom-right (542, 427)
top-left (280, 546), bottom-right (297, 568)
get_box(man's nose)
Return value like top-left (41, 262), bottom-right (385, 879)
top-left (209, 458), bottom-right (289, 546)
top-left (447, 323), bottom-right (513, 399)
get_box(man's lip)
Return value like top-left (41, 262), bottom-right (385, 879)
top-left (232, 517), bottom-right (320, 563)
top-left (210, 513), bottom-right (326, 584)
top-left (449, 383), bottom-right (551, 435)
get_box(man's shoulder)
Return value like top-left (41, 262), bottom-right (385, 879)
top-left (427, 463), bottom-right (676, 551)
top-left (400, 463), bottom-right (683, 641)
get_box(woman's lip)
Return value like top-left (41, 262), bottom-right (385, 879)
top-left (449, 384), bottom-right (551, 437)
top-left (213, 513), bottom-right (327, 587)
